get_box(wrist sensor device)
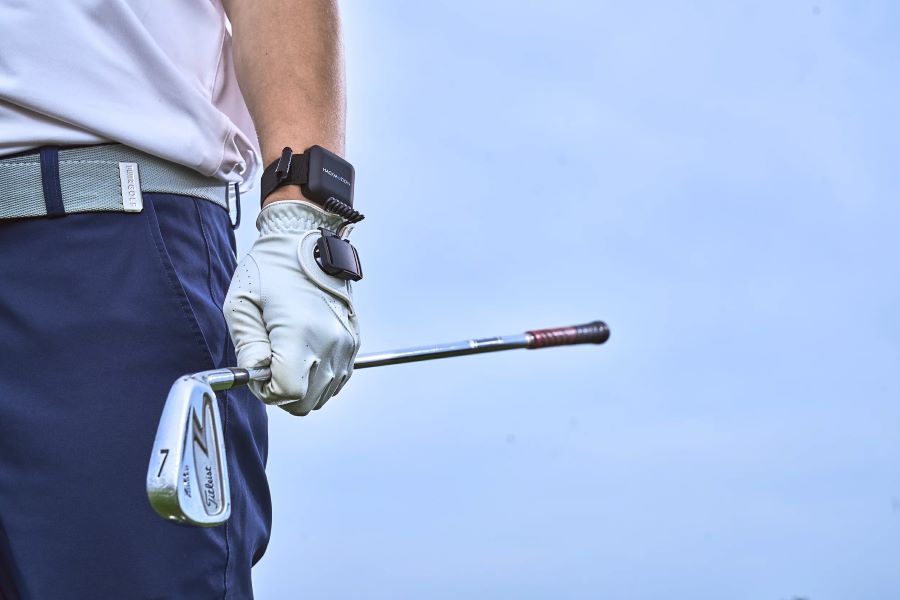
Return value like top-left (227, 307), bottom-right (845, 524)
top-left (260, 145), bottom-right (363, 223)
top-left (261, 145), bottom-right (365, 282)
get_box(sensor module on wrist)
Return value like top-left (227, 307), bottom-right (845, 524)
top-left (303, 145), bottom-right (354, 208)
top-left (260, 145), bottom-right (363, 223)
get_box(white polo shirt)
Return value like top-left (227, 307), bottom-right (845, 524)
top-left (0, 0), bottom-right (260, 189)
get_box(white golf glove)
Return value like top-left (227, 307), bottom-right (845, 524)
top-left (224, 200), bottom-right (360, 415)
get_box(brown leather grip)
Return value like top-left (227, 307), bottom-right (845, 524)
top-left (526, 321), bottom-right (610, 348)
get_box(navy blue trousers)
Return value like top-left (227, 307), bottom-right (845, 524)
top-left (0, 193), bottom-right (271, 598)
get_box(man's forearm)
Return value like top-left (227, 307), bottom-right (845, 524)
top-left (224, 0), bottom-right (346, 206)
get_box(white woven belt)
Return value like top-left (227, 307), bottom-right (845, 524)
top-left (0, 144), bottom-right (234, 220)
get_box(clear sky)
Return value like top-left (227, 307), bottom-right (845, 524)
top-left (243, 2), bottom-right (900, 598)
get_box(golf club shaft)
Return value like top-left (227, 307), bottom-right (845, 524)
top-left (149, 319), bottom-right (610, 526)
top-left (209, 320), bottom-right (609, 391)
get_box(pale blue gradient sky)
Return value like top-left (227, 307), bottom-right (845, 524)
top-left (243, 2), bottom-right (900, 598)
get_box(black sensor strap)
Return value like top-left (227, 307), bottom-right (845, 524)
top-left (260, 147), bottom-right (309, 202)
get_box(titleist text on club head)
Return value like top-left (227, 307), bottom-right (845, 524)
top-left (146, 375), bottom-right (231, 527)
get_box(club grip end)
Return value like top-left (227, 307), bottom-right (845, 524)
top-left (527, 321), bottom-right (610, 349)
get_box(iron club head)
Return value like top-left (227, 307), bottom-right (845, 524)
top-left (146, 372), bottom-right (231, 527)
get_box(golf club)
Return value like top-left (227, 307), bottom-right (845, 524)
top-left (147, 320), bottom-right (609, 526)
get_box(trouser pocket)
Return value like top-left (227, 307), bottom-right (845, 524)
top-left (142, 192), bottom-right (238, 370)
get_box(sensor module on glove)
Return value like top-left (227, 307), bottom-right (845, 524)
top-left (315, 228), bottom-right (362, 281)
top-left (260, 145), bottom-right (364, 281)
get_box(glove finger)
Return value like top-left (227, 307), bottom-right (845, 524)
top-left (236, 341), bottom-right (272, 373)
top-left (263, 354), bottom-right (315, 408)
top-left (268, 361), bottom-right (321, 417)
top-left (331, 331), bottom-right (359, 399)
top-left (293, 364), bottom-right (335, 416)
top-left (225, 256), bottom-right (271, 371)
top-left (248, 379), bottom-right (268, 403)
top-left (313, 376), bottom-right (341, 411)
top-left (330, 371), bottom-right (351, 399)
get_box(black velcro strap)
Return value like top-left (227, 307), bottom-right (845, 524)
top-left (259, 150), bottom-right (308, 204)
top-left (39, 146), bottom-right (65, 217)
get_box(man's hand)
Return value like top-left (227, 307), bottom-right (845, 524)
top-left (222, 0), bottom-right (357, 413)
top-left (225, 200), bottom-right (360, 415)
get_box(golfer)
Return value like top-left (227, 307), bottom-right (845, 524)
top-left (0, 1), bottom-right (360, 597)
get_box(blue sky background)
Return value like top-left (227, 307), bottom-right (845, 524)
top-left (242, 2), bottom-right (900, 597)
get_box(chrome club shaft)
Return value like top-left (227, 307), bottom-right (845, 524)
top-left (215, 320), bottom-right (610, 389)
top-left (148, 320), bottom-right (609, 526)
